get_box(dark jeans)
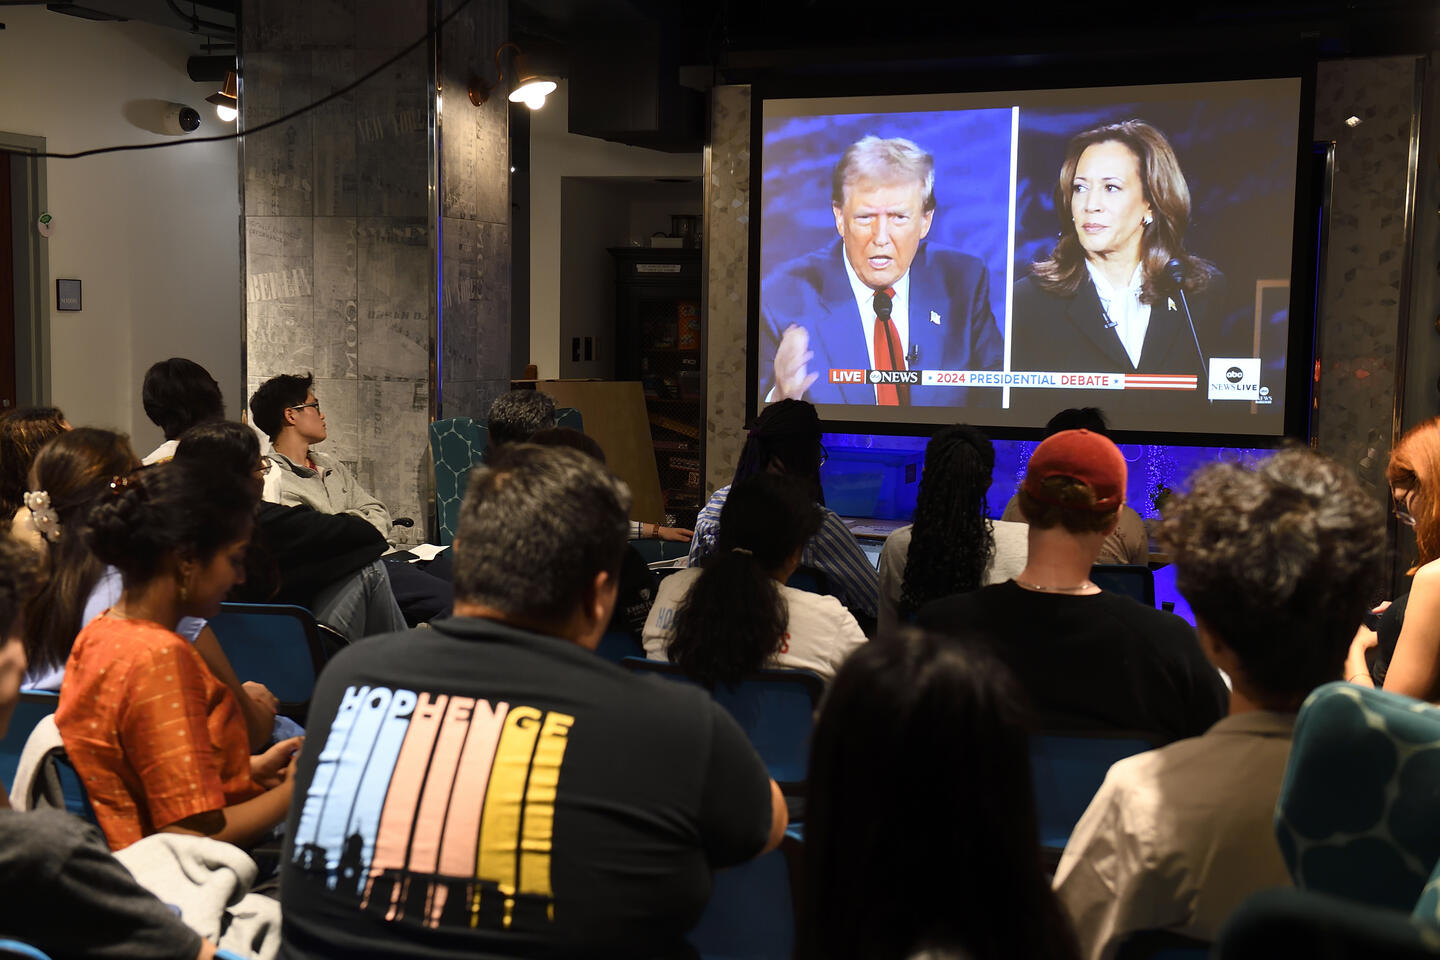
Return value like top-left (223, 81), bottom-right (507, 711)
top-left (382, 555), bottom-right (452, 625)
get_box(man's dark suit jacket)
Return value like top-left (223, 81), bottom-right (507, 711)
top-left (758, 240), bottom-right (1003, 407)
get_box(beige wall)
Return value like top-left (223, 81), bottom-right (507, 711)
top-left (0, 7), bottom-right (241, 453)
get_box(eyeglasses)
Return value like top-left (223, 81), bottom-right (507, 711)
top-left (1393, 489), bottom-right (1417, 528)
top-left (289, 400), bottom-right (321, 414)
top-left (255, 456), bottom-right (273, 474)
top-left (818, 444), bottom-right (829, 467)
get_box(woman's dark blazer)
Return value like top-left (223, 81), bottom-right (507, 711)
top-left (1009, 270), bottom-right (1225, 377)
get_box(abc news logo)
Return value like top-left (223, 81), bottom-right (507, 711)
top-left (1214, 366), bottom-right (1258, 392)
top-left (1207, 358), bottom-right (1262, 401)
top-left (829, 369), bottom-right (919, 385)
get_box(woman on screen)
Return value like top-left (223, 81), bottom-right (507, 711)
top-left (1010, 119), bottom-right (1220, 378)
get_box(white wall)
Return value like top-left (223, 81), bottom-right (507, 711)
top-left (0, 7), bottom-right (241, 453)
top-left (559, 179), bottom-right (629, 378)
top-left (529, 79), bottom-right (701, 378)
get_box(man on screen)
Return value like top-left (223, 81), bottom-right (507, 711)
top-left (760, 135), bottom-right (1003, 407)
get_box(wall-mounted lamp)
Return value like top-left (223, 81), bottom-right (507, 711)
top-left (468, 41), bottom-right (557, 111)
top-left (206, 70), bottom-right (238, 123)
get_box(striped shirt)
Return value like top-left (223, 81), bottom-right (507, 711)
top-left (688, 484), bottom-right (879, 618)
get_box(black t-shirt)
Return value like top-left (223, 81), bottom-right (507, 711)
top-left (609, 545), bottom-right (657, 639)
top-left (278, 616), bottom-right (774, 960)
top-left (0, 808), bottom-right (203, 960)
top-left (1372, 591), bottom-right (1410, 686)
top-left (916, 581), bottom-right (1228, 743)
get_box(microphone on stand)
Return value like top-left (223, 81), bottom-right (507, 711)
top-left (1166, 258), bottom-right (1208, 383)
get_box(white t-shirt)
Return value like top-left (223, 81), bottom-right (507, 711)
top-left (876, 519), bottom-right (1030, 637)
top-left (641, 568), bottom-right (867, 683)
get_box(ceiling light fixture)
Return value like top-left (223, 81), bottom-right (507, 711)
top-left (206, 70), bottom-right (238, 123)
top-left (468, 41), bottom-right (557, 111)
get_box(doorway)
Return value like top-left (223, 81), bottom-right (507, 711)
top-left (0, 132), bottom-right (50, 409)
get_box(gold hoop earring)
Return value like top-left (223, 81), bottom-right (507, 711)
top-left (178, 573), bottom-right (190, 605)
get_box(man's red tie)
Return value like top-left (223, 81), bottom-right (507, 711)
top-left (872, 286), bottom-right (907, 406)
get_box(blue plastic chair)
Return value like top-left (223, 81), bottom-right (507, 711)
top-left (686, 838), bottom-right (801, 960)
top-left (12, 714), bottom-right (98, 827)
top-left (0, 691), bottom-right (59, 792)
top-left (0, 942), bottom-right (52, 959)
top-left (1030, 730), bottom-right (1158, 860)
top-left (621, 658), bottom-right (823, 792)
top-left (209, 603), bottom-right (326, 716)
top-left (1115, 929), bottom-right (1212, 960)
top-left (785, 565), bottom-right (832, 597)
top-left (1091, 564), bottom-right (1157, 607)
top-left (594, 631), bottom-right (644, 665)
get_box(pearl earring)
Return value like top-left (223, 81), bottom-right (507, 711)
top-left (1143, 215), bottom-right (1153, 226)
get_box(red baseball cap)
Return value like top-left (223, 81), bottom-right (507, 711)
top-left (1021, 429), bottom-right (1126, 511)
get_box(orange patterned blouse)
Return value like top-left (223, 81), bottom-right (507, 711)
top-left (56, 613), bottom-right (262, 850)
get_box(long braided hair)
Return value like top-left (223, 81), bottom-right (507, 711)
top-left (899, 425), bottom-right (996, 618)
top-left (732, 399), bottom-right (825, 505)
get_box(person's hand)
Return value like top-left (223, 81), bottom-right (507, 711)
top-left (772, 325), bottom-right (818, 401)
top-left (251, 736), bottom-right (303, 789)
top-left (243, 681), bottom-right (279, 718)
top-left (657, 526), bottom-right (693, 543)
top-left (1345, 624), bottom-right (1379, 685)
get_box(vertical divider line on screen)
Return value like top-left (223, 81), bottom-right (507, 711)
top-left (1002, 105), bottom-right (1020, 409)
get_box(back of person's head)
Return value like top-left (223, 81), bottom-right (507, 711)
top-left (1161, 446), bottom-right (1383, 709)
top-left (486, 390), bottom-right (557, 450)
top-left (1389, 417), bottom-right (1440, 565)
top-left (85, 460), bottom-right (259, 589)
top-left (1016, 429), bottom-right (1125, 534)
top-left (452, 444), bottom-right (631, 634)
top-left (732, 399), bottom-right (824, 501)
top-left (174, 420), bottom-right (261, 479)
top-left (142, 358), bottom-right (225, 440)
top-left (248, 372), bottom-right (314, 442)
top-left (807, 630), bottom-right (1079, 960)
top-left (22, 428), bottom-right (140, 676)
top-left (0, 535), bottom-right (40, 739)
top-left (668, 473), bottom-right (822, 688)
top-left (528, 426), bottom-right (605, 464)
top-left (1044, 407), bottom-right (1109, 438)
top-left (900, 425), bottom-right (996, 619)
top-left (0, 407), bottom-right (68, 518)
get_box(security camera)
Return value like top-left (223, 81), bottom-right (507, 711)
top-left (162, 104), bottom-right (201, 135)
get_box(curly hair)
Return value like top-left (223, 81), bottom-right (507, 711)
top-left (0, 534), bottom-right (39, 639)
top-left (668, 474), bottom-right (822, 688)
top-left (1159, 446), bottom-right (1383, 707)
top-left (733, 399), bottom-right (825, 505)
top-left (900, 425), bottom-right (996, 618)
top-left (1029, 120), bottom-right (1218, 304)
top-left (486, 390), bottom-right (557, 451)
top-left (1388, 418), bottom-right (1440, 568)
top-left (806, 629), bottom-right (1080, 960)
top-left (22, 429), bottom-right (141, 677)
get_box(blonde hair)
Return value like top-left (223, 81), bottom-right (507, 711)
top-left (831, 136), bottom-right (936, 212)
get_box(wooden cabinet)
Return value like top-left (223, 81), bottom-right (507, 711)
top-left (610, 247), bottom-right (703, 528)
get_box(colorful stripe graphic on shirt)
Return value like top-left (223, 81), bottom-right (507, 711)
top-left (290, 685), bottom-right (574, 931)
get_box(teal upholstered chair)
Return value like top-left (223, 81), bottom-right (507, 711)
top-left (429, 408), bottom-right (584, 546)
top-left (1276, 682), bottom-right (1440, 912)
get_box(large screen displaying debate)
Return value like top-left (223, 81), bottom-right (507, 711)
top-left (753, 77), bottom-right (1304, 436)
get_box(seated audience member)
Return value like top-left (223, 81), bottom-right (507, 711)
top-left (690, 399), bottom-right (879, 620)
top-left (174, 420), bottom-right (403, 640)
top-left (1347, 417), bottom-right (1440, 696)
top-left (917, 429), bottom-right (1226, 742)
top-left (807, 629), bottom-right (1080, 960)
top-left (1001, 408), bottom-right (1149, 566)
top-left (878, 424), bottom-right (1027, 636)
top-left (280, 445), bottom-right (785, 958)
top-left (0, 535), bottom-right (218, 960)
top-left (529, 426), bottom-right (656, 639)
top-left (249, 372), bottom-right (450, 624)
top-left (56, 461), bottom-right (302, 851)
top-left (492, 389), bottom-right (691, 542)
top-left (1055, 447), bottom-right (1384, 958)
top-left (140, 357), bottom-right (226, 465)
top-left (0, 405), bottom-right (69, 545)
top-left (645, 473), bottom-right (866, 685)
top-left (21, 429), bottom-right (277, 750)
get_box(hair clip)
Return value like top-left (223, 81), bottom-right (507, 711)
top-left (731, 546), bottom-right (754, 556)
top-left (23, 490), bottom-right (62, 544)
top-left (108, 475), bottom-right (133, 495)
